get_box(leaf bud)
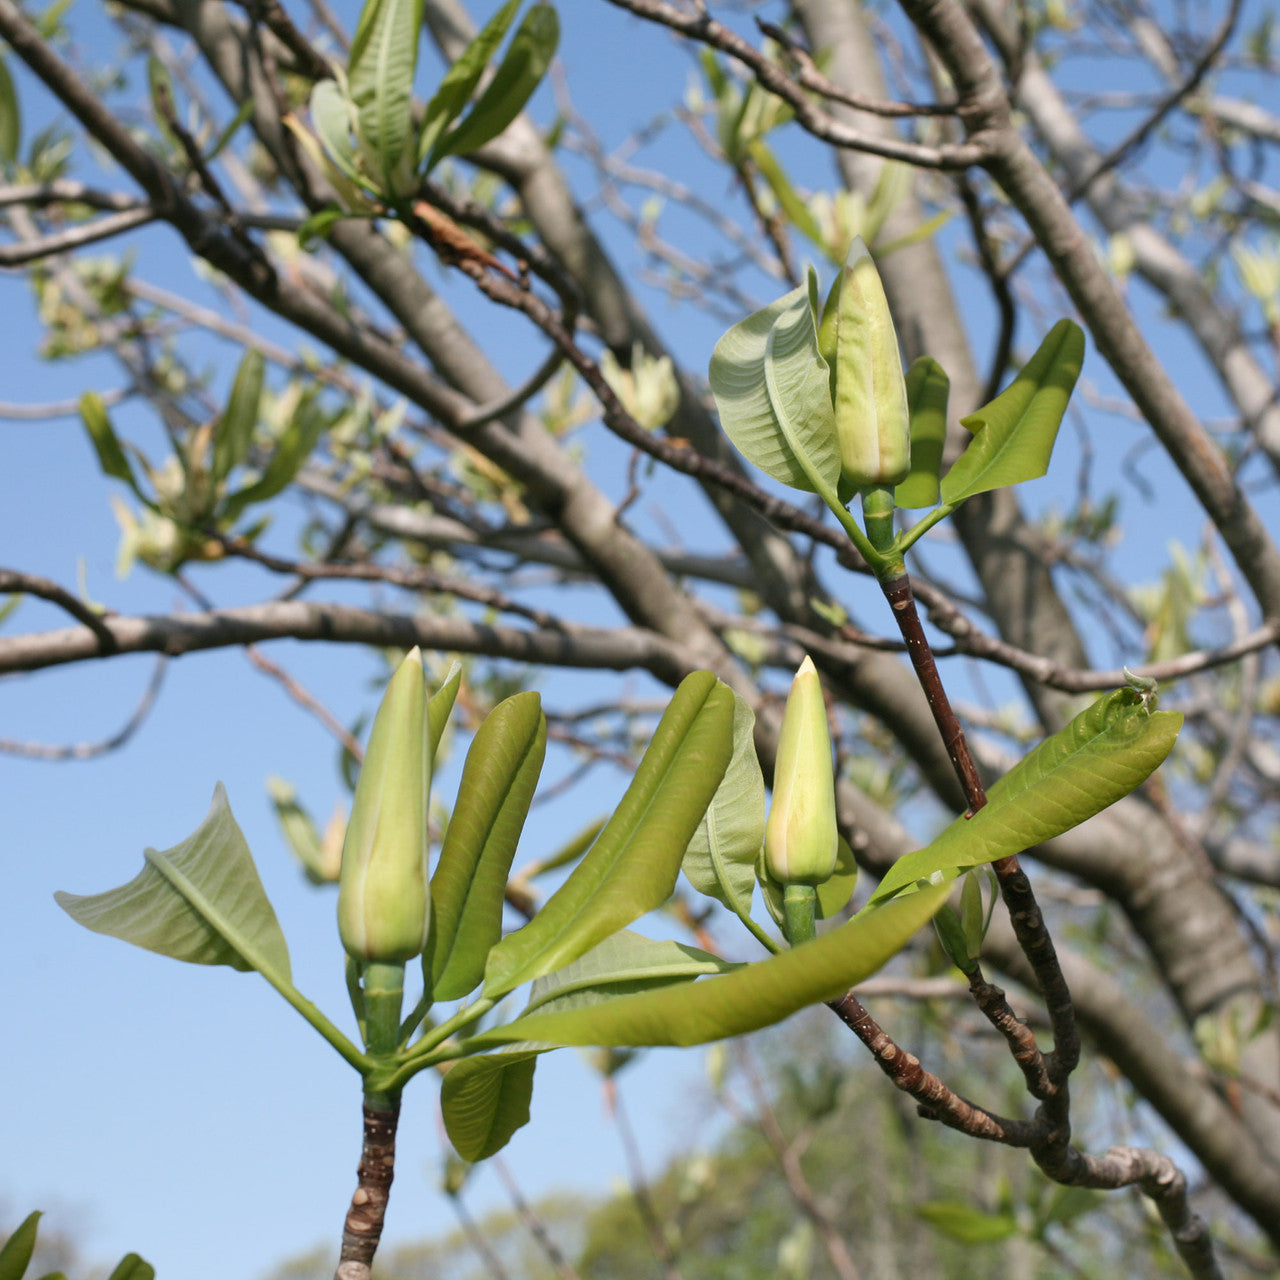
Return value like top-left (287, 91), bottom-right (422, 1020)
top-left (833, 238), bottom-right (911, 496)
top-left (338, 647), bottom-right (432, 963)
top-left (764, 656), bottom-right (839, 886)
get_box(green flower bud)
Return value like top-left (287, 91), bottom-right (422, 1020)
top-left (765, 656), bottom-right (839, 886)
top-left (338, 647), bottom-right (432, 963)
top-left (834, 238), bottom-right (911, 495)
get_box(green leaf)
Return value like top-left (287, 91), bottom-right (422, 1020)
top-left (440, 1050), bottom-right (537, 1161)
top-left (296, 206), bottom-right (348, 249)
top-left (429, 692), bottom-right (546, 1001)
top-left (0, 1211), bottom-right (40, 1280)
top-left (417, 0), bottom-right (522, 168)
top-left (894, 356), bottom-right (949, 510)
top-left (428, 661), bottom-right (463, 757)
top-left (430, 3), bottom-right (559, 165)
top-left (870, 687), bottom-right (1182, 904)
top-left (56, 784), bottom-right (292, 982)
top-left (79, 392), bottom-right (143, 497)
top-left (212, 349), bottom-right (264, 482)
top-left (916, 1201), bottom-right (1019, 1244)
top-left (222, 395), bottom-right (328, 522)
top-left (468, 883), bottom-right (949, 1049)
top-left (481, 672), bottom-right (735, 998)
top-left (105, 1257), bottom-right (155, 1280)
top-left (524, 930), bottom-right (738, 1017)
top-left (940, 319), bottom-right (1084, 505)
top-left (347, 0), bottom-right (425, 192)
top-left (0, 55), bottom-right (21, 167)
top-left (682, 690), bottom-right (764, 921)
top-left (709, 277), bottom-right (839, 497)
top-left (747, 138), bottom-right (824, 247)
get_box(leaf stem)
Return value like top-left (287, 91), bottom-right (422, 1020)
top-left (258, 963), bottom-right (373, 1075)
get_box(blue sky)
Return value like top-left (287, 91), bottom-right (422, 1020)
top-left (0, 1), bottom-right (1259, 1276)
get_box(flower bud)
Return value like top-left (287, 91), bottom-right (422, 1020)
top-left (833, 238), bottom-right (911, 495)
top-left (338, 647), bottom-right (432, 963)
top-left (764, 656), bottom-right (839, 886)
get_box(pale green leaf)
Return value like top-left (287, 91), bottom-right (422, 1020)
top-left (347, 0), bottom-right (425, 191)
top-left (682, 689), bottom-right (764, 919)
top-left (871, 687), bottom-right (1182, 903)
top-left (916, 1201), bottom-right (1019, 1244)
top-left (212, 349), bottom-right (264, 482)
top-left (79, 392), bottom-right (143, 497)
top-left (429, 692), bottom-right (546, 1001)
top-left (894, 356), bottom-right (949, 510)
top-left (222, 395), bottom-right (328, 522)
top-left (440, 1050), bottom-right (537, 1161)
top-left (481, 672), bottom-right (735, 998)
top-left (524, 930), bottom-right (738, 1017)
top-left (309, 79), bottom-right (365, 187)
top-left (431, 3), bottom-right (559, 165)
top-left (710, 278), bottom-right (839, 496)
top-left (56, 784), bottom-right (292, 982)
top-left (747, 139), bottom-right (824, 248)
top-left (941, 320), bottom-right (1084, 505)
top-left (417, 0), bottom-right (522, 168)
top-left (467, 884), bottom-right (948, 1049)
top-left (428, 661), bottom-right (463, 758)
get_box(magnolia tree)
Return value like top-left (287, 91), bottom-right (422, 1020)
top-left (0, 1), bottom-right (1278, 1278)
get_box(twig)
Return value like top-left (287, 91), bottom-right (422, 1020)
top-left (0, 206), bottom-right (156, 265)
top-left (491, 1156), bottom-right (583, 1280)
top-left (333, 1100), bottom-right (399, 1280)
top-left (0, 568), bottom-right (118, 653)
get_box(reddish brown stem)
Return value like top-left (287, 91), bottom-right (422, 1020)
top-left (826, 992), bottom-right (1037, 1145)
top-left (334, 1100), bottom-right (400, 1280)
top-left (879, 572), bottom-right (1080, 1086)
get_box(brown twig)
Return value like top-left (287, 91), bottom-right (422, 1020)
top-left (334, 1099), bottom-right (399, 1280)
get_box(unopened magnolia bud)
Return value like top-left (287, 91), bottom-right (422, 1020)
top-left (764, 656), bottom-right (838, 886)
top-left (834, 238), bottom-right (911, 495)
top-left (338, 648), bottom-right (432, 963)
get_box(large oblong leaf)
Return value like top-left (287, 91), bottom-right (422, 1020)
top-left (467, 884), bottom-right (949, 1050)
top-left (870, 686), bottom-right (1182, 904)
top-left (440, 1050), bottom-right (538, 1162)
top-left (430, 3), bottom-right (559, 166)
top-left (940, 319), bottom-right (1084, 505)
top-left (56, 784), bottom-right (291, 982)
top-left (0, 54), bottom-right (20, 167)
top-left (481, 672), bottom-right (735, 999)
top-left (429, 692), bottom-right (547, 1001)
top-left (0, 1210), bottom-right (40, 1280)
top-left (709, 277), bottom-right (839, 497)
top-left (682, 689), bottom-right (763, 919)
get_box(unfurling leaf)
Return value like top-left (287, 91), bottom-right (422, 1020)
top-left (940, 319), bottom-right (1084, 505)
top-left (871, 685), bottom-right (1181, 903)
top-left (709, 276), bottom-right (839, 497)
top-left (56, 784), bottom-right (291, 981)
